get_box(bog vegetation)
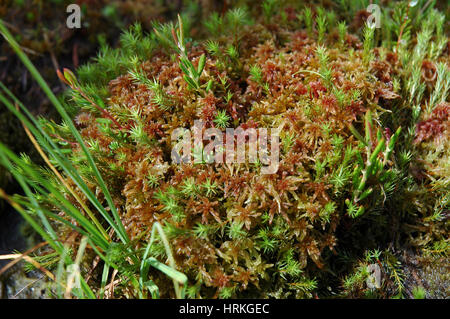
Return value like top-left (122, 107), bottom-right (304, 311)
top-left (0, 0), bottom-right (448, 298)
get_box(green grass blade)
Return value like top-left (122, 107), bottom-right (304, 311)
top-left (0, 142), bottom-right (110, 249)
top-left (0, 87), bottom-right (125, 243)
top-left (0, 20), bottom-right (129, 244)
top-left (99, 263), bottom-right (110, 299)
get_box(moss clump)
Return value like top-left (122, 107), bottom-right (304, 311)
top-left (3, 0), bottom-right (449, 298)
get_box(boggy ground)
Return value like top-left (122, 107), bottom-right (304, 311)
top-left (0, 0), bottom-right (449, 298)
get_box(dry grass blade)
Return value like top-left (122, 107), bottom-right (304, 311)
top-left (0, 254), bottom-right (55, 281)
top-left (0, 241), bottom-right (48, 277)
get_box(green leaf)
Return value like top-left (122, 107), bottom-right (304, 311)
top-left (197, 54), bottom-right (206, 76)
top-left (183, 75), bottom-right (198, 89)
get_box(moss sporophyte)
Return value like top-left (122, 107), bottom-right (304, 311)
top-left (0, 0), bottom-right (448, 299)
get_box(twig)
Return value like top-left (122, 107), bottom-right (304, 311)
top-left (0, 241), bottom-right (48, 277)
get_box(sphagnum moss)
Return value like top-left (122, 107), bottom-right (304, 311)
top-left (0, 0), bottom-right (448, 299)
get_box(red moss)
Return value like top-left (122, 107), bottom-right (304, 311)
top-left (415, 102), bottom-right (450, 144)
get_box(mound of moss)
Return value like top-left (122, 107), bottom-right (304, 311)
top-left (7, 0), bottom-right (449, 298)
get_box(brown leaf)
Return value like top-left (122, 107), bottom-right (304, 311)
top-left (376, 87), bottom-right (400, 100)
